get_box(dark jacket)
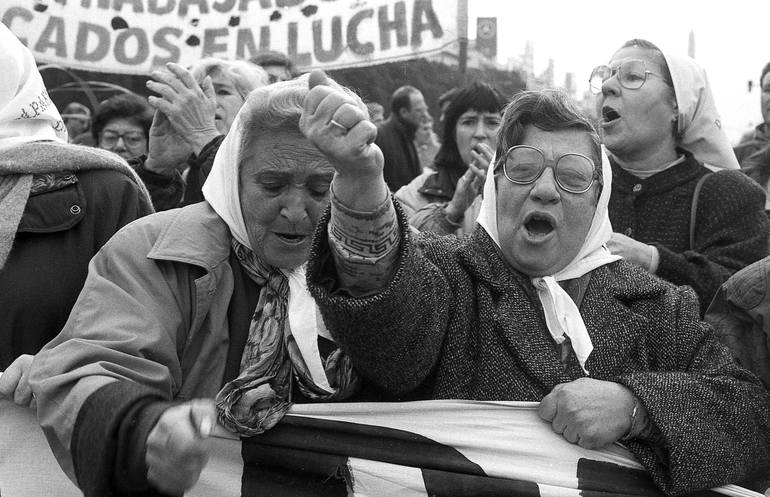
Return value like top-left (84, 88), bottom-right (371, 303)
top-left (608, 152), bottom-right (769, 315)
top-left (395, 165), bottom-right (480, 236)
top-left (376, 116), bottom-right (420, 191)
top-left (134, 134), bottom-right (224, 211)
top-left (0, 168), bottom-right (153, 369)
top-left (307, 202), bottom-right (770, 496)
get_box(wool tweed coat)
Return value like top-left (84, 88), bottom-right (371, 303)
top-left (307, 203), bottom-right (770, 496)
top-left (608, 153), bottom-right (769, 315)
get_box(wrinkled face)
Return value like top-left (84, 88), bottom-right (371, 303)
top-left (401, 91), bottom-right (429, 127)
top-left (455, 109), bottom-right (501, 166)
top-left (239, 129), bottom-right (334, 269)
top-left (98, 117), bottom-right (147, 160)
top-left (211, 72), bottom-right (246, 135)
top-left (596, 46), bottom-right (678, 161)
top-left (496, 126), bottom-right (599, 276)
top-left (761, 72), bottom-right (770, 125)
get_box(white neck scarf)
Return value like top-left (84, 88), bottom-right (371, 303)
top-left (201, 85), bottom-right (332, 389)
top-left (477, 147), bottom-right (620, 374)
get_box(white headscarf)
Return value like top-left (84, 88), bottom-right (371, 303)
top-left (202, 87), bottom-right (333, 391)
top-left (477, 147), bottom-right (620, 374)
top-left (0, 23), bottom-right (67, 149)
top-left (663, 51), bottom-right (739, 170)
top-left (0, 24), bottom-right (147, 270)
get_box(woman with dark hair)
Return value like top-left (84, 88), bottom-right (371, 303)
top-left (591, 39), bottom-right (768, 314)
top-left (91, 92), bottom-right (153, 161)
top-left (395, 82), bottom-right (507, 236)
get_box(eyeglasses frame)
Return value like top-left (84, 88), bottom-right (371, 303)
top-left (496, 145), bottom-right (600, 194)
top-left (99, 130), bottom-right (147, 148)
top-left (589, 60), bottom-right (663, 95)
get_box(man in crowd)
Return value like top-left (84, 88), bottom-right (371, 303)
top-left (376, 85), bottom-right (429, 191)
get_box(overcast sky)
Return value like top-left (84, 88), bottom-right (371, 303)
top-left (466, 0), bottom-right (768, 143)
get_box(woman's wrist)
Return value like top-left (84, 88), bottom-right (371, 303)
top-left (445, 203), bottom-right (464, 225)
top-left (331, 173), bottom-right (389, 212)
top-left (143, 155), bottom-right (176, 176)
top-left (621, 396), bottom-right (651, 441)
top-left (185, 129), bottom-right (221, 157)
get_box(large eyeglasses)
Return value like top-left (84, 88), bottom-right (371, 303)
top-left (99, 130), bottom-right (146, 148)
top-left (497, 145), bottom-right (599, 194)
top-left (589, 59), bottom-right (661, 95)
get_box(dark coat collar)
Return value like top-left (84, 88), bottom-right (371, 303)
top-left (417, 166), bottom-right (460, 201)
top-left (383, 115), bottom-right (417, 141)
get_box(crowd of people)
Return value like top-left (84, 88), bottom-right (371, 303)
top-left (2, 19), bottom-right (770, 496)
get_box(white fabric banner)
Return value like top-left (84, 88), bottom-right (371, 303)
top-left (0, 0), bottom-right (459, 75)
top-left (0, 399), bottom-right (762, 496)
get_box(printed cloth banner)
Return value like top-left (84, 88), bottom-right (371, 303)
top-left (0, 0), bottom-right (458, 75)
top-left (0, 399), bottom-right (762, 496)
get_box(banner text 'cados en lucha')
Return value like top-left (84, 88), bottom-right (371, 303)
top-left (1, 0), bottom-right (459, 75)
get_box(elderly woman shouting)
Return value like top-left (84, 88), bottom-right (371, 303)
top-left (303, 76), bottom-right (770, 495)
top-left (592, 39), bottom-right (769, 315)
top-left (29, 76), bottom-right (372, 496)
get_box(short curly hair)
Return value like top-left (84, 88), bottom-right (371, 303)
top-left (495, 89), bottom-right (602, 180)
top-left (91, 92), bottom-right (153, 142)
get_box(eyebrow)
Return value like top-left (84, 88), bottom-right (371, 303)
top-left (102, 128), bottom-right (143, 134)
top-left (255, 170), bottom-right (334, 180)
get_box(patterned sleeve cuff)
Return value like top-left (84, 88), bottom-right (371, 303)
top-left (328, 185), bottom-right (401, 290)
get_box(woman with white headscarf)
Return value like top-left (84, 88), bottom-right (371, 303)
top-left (591, 39), bottom-right (769, 315)
top-left (0, 24), bottom-right (153, 403)
top-left (29, 75), bottom-right (368, 497)
top-left (303, 77), bottom-right (770, 495)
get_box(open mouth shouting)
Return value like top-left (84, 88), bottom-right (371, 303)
top-left (523, 212), bottom-right (556, 241)
top-left (601, 105), bottom-right (621, 127)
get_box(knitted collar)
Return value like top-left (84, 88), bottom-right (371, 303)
top-left (610, 151), bottom-right (705, 195)
top-left (618, 155), bottom-right (686, 180)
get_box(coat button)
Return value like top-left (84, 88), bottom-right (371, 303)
top-left (624, 227), bottom-right (633, 236)
top-left (632, 184), bottom-right (642, 193)
top-left (70, 205), bottom-right (81, 215)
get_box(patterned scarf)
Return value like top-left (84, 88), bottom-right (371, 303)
top-left (216, 240), bottom-right (360, 437)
